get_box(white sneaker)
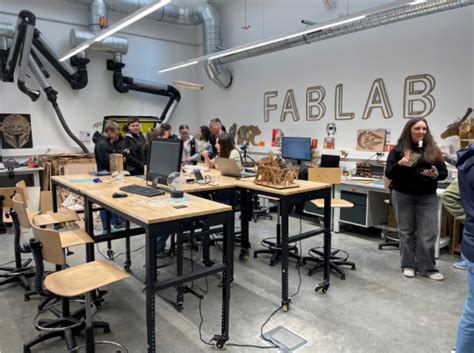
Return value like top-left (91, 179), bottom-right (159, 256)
top-left (428, 272), bottom-right (444, 281)
top-left (403, 268), bottom-right (416, 278)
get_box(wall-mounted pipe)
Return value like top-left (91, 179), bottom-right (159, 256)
top-left (107, 59), bottom-right (181, 124)
top-left (68, 0), bottom-right (233, 88)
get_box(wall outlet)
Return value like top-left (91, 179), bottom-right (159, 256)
top-left (80, 131), bottom-right (91, 143)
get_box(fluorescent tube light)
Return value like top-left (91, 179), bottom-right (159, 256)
top-left (59, 44), bottom-right (90, 62)
top-left (157, 14), bottom-right (366, 73)
top-left (59, 0), bottom-right (171, 62)
top-left (208, 15), bottom-right (366, 61)
top-left (158, 60), bottom-right (199, 73)
top-left (93, 0), bottom-right (171, 42)
top-left (409, 0), bottom-right (427, 5)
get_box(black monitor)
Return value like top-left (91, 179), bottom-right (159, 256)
top-left (147, 138), bottom-right (183, 185)
top-left (281, 137), bottom-right (311, 163)
top-left (320, 154), bottom-right (340, 168)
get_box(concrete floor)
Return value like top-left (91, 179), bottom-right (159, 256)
top-left (0, 213), bottom-right (467, 353)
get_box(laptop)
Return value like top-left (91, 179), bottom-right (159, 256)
top-left (216, 158), bottom-right (256, 178)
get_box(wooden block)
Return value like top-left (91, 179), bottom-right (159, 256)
top-left (308, 167), bottom-right (341, 184)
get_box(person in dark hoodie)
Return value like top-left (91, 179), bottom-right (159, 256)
top-left (93, 121), bottom-right (122, 172)
top-left (455, 142), bottom-right (474, 353)
top-left (385, 117), bottom-right (447, 280)
top-left (93, 121), bottom-right (124, 230)
top-left (122, 116), bottom-right (147, 175)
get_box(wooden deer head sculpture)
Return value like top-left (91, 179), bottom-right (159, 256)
top-left (440, 107), bottom-right (473, 140)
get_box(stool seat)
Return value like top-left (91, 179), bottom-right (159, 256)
top-left (45, 260), bottom-right (129, 297)
top-left (34, 208), bottom-right (79, 227)
top-left (311, 198), bottom-right (353, 208)
top-left (59, 229), bottom-right (94, 248)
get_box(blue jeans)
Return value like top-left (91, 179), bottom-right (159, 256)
top-left (456, 257), bottom-right (474, 353)
top-left (156, 234), bottom-right (170, 253)
top-left (99, 210), bottom-right (123, 230)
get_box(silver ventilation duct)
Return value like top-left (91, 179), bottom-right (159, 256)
top-left (68, 0), bottom-right (233, 88)
top-left (213, 0), bottom-right (473, 65)
top-left (69, 0), bottom-right (129, 55)
top-left (0, 23), bottom-right (14, 50)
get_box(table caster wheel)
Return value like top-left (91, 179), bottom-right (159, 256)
top-left (315, 282), bottom-right (330, 294)
top-left (215, 338), bottom-right (226, 350)
top-left (107, 249), bottom-right (115, 259)
top-left (123, 261), bottom-right (131, 272)
top-left (351, 265), bottom-right (356, 270)
top-left (282, 303), bottom-right (289, 312)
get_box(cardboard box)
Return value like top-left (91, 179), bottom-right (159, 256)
top-left (109, 153), bottom-right (124, 174)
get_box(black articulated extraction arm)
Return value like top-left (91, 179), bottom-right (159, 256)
top-left (0, 10), bottom-right (90, 153)
top-left (107, 59), bottom-right (181, 123)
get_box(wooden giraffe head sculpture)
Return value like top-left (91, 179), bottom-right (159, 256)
top-left (440, 107), bottom-right (473, 139)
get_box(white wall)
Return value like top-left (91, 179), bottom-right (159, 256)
top-left (1, 1), bottom-right (473, 161)
top-left (0, 0), bottom-right (201, 156)
top-left (197, 1), bottom-right (474, 159)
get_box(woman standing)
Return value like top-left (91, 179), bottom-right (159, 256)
top-left (202, 132), bottom-right (242, 169)
top-left (385, 117), bottom-right (448, 280)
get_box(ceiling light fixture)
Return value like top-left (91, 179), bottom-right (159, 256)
top-left (157, 13), bottom-right (366, 73)
top-left (158, 60), bottom-right (199, 73)
top-left (59, 0), bottom-right (171, 62)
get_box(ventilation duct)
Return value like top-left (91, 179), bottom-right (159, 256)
top-left (68, 0), bottom-right (233, 88)
top-left (212, 0), bottom-right (473, 65)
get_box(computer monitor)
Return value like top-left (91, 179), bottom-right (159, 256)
top-left (320, 154), bottom-right (340, 168)
top-left (281, 137), bottom-right (311, 163)
top-left (147, 138), bottom-right (183, 185)
top-left (103, 116), bottom-right (160, 137)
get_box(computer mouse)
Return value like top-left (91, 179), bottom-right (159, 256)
top-left (112, 192), bottom-right (128, 198)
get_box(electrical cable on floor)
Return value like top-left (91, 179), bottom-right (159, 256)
top-left (0, 259), bottom-right (16, 267)
top-left (95, 243), bottom-right (144, 261)
top-left (198, 296), bottom-right (280, 350)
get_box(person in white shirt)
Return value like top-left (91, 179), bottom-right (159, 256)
top-left (179, 124), bottom-right (199, 165)
top-left (202, 132), bottom-right (242, 169)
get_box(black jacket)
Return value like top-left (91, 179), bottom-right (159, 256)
top-left (456, 143), bottom-right (474, 262)
top-left (93, 132), bottom-right (122, 172)
top-left (122, 132), bottom-right (147, 175)
top-left (385, 142), bottom-right (448, 195)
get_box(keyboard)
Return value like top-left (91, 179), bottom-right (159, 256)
top-left (119, 184), bottom-right (165, 197)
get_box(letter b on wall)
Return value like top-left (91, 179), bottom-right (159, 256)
top-left (404, 74), bottom-right (436, 119)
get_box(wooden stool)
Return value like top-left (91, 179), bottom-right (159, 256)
top-left (28, 222), bottom-right (129, 353)
top-left (302, 198), bottom-right (356, 280)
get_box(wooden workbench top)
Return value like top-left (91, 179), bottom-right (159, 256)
top-left (52, 175), bottom-right (145, 193)
top-left (84, 185), bottom-right (232, 225)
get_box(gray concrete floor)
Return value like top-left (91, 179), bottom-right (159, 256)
top-left (0, 213), bottom-right (466, 353)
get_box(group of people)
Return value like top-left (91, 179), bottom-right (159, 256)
top-left (93, 116), bottom-right (243, 246)
top-left (385, 117), bottom-right (474, 352)
top-left (93, 116), bottom-right (473, 351)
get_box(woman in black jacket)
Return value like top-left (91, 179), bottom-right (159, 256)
top-left (385, 117), bottom-right (447, 280)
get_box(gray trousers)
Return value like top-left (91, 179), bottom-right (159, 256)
top-left (392, 190), bottom-right (439, 274)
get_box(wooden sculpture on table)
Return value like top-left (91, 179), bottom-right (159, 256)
top-left (254, 152), bottom-right (300, 189)
top-left (440, 107), bottom-right (473, 149)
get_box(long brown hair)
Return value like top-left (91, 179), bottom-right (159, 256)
top-left (397, 117), bottom-right (442, 164)
top-left (217, 132), bottom-right (236, 159)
